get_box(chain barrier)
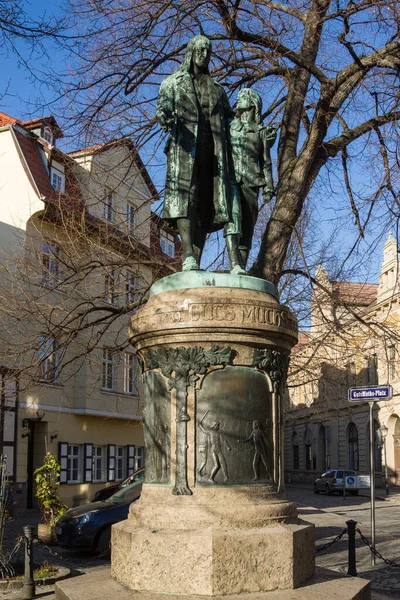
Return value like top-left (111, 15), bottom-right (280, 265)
top-left (356, 528), bottom-right (400, 568)
top-left (315, 527), bottom-right (348, 554)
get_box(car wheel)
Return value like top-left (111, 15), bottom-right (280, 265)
top-left (96, 527), bottom-right (111, 557)
top-left (314, 484), bottom-right (320, 494)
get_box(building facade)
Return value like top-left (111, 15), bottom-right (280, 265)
top-left (285, 234), bottom-right (400, 486)
top-left (0, 111), bottom-right (179, 512)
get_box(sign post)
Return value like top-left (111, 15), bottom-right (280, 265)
top-left (348, 384), bottom-right (392, 567)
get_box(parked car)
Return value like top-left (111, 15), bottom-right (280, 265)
top-left (93, 468), bottom-right (144, 502)
top-left (55, 470), bottom-right (144, 554)
top-left (314, 469), bottom-right (359, 495)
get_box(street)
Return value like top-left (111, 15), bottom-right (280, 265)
top-left (286, 484), bottom-right (400, 597)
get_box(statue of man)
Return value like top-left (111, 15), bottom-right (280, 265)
top-left (156, 36), bottom-right (242, 272)
top-left (229, 88), bottom-right (277, 268)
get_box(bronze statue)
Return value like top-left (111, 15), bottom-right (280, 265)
top-left (229, 89), bottom-right (276, 268)
top-left (156, 36), bottom-right (243, 272)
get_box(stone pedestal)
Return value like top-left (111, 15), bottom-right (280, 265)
top-left (112, 272), bottom-right (316, 596)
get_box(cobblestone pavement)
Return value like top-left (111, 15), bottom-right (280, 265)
top-left (286, 484), bottom-right (400, 595)
top-left (2, 486), bottom-right (400, 599)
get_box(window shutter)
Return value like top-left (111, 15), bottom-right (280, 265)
top-left (127, 445), bottom-right (135, 474)
top-left (84, 443), bottom-right (93, 483)
top-left (108, 444), bottom-right (116, 481)
top-left (58, 442), bottom-right (68, 484)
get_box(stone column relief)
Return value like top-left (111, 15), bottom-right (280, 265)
top-left (252, 348), bottom-right (290, 491)
top-left (142, 345), bottom-right (234, 495)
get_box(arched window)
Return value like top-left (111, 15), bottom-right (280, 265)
top-left (348, 423), bottom-right (359, 471)
top-left (304, 429), bottom-right (312, 471)
top-left (374, 419), bottom-right (382, 472)
top-left (292, 432), bottom-right (299, 470)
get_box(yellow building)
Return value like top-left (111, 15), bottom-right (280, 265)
top-left (285, 233), bottom-right (400, 486)
top-left (0, 111), bottom-right (179, 512)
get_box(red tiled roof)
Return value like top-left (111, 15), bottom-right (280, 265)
top-left (13, 130), bottom-right (55, 199)
top-left (22, 115), bottom-right (63, 139)
top-left (68, 144), bottom-right (103, 155)
top-left (332, 282), bottom-right (378, 306)
top-left (0, 112), bottom-right (21, 126)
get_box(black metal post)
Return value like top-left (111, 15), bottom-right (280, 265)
top-left (21, 525), bottom-right (35, 599)
top-left (347, 519), bottom-right (358, 577)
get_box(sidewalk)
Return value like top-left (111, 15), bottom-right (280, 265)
top-left (286, 481), bottom-right (400, 503)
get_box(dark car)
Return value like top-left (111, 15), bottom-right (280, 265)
top-left (55, 470), bottom-right (144, 554)
top-left (314, 469), bottom-right (359, 495)
top-left (93, 468), bottom-right (144, 502)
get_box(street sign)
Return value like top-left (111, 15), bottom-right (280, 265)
top-left (357, 475), bottom-right (371, 489)
top-left (345, 475), bottom-right (356, 487)
top-left (348, 385), bottom-right (392, 402)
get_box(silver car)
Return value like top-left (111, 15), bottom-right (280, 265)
top-left (314, 469), bottom-right (359, 495)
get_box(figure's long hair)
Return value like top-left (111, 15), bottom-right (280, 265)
top-left (238, 89), bottom-right (263, 124)
top-left (178, 35), bottom-right (212, 75)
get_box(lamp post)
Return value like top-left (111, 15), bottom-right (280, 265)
top-left (379, 423), bottom-right (389, 496)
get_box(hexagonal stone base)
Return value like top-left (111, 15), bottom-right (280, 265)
top-left (111, 522), bottom-right (315, 596)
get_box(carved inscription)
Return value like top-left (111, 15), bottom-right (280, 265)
top-left (144, 304), bottom-right (297, 331)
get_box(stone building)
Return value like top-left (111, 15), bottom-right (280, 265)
top-left (0, 111), bottom-right (179, 511)
top-left (285, 233), bottom-right (400, 486)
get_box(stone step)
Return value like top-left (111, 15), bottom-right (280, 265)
top-left (55, 567), bottom-right (370, 600)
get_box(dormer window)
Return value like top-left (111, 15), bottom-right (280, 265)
top-left (42, 126), bottom-right (54, 146)
top-left (51, 167), bottom-right (65, 193)
top-left (160, 231), bottom-right (175, 258)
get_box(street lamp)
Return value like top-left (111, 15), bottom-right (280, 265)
top-left (378, 423), bottom-right (389, 496)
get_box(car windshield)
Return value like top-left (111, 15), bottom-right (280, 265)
top-left (106, 479), bottom-right (142, 504)
top-left (121, 469), bottom-right (145, 488)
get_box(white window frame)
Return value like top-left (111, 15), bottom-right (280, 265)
top-left (160, 231), bottom-right (175, 258)
top-left (126, 270), bottom-right (138, 307)
top-left (42, 126), bottom-right (54, 145)
top-left (104, 267), bottom-right (117, 305)
top-left (124, 352), bottom-right (139, 395)
top-left (102, 349), bottom-right (116, 391)
top-left (41, 242), bottom-right (61, 288)
top-left (103, 190), bottom-right (114, 222)
top-left (135, 446), bottom-right (144, 470)
top-left (38, 335), bottom-right (59, 383)
top-left (67, 445), bottom-right (82, 483)
top-left (51, 167), bottom-right (65, 193)
top-left (126, 203), bottom-right (137, 232)
top-left (92, 446), bottom-right (106, 482)
top-left (116, 446), bottom-right (126, 481)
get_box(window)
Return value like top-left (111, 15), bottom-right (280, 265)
top-left (41, 242), bottom-right (61, 288)
top-left (304, 429), bottom-right (312, 471)
top-left (116, 446), bottom-right (126, 480)
top-left (125, 271), bottom-right (138, 307)
top-left (42, 127), bottom-right (54, 145)
top-left (67, 445), bottom-right (81, 483)
top-left (51, 168), bottom-right (65, 193)
top-left (348, 423), bottom-right (359, 471)
top-left (160, 232), bottom-right (175, 258)
top-left (104, 268), bottom-right (117, 305)
top-left (38, 335), bottom-right (59, 383)
top-left (135, 446), bottom-right (144, 470)
top-left (92, 446), bottom-right (105, 482)
top-left (126, 203), bottom-right (136, 232)
top-left (292, 432), bottom-right (299, 470)
top-left (102, 349), bottom-right (116, 390)
top-left (366, 354), bottom-right (378, 385)
top-left (124, 353), bottom-right (139, 395)
top-left (103, 190), bottom-right (114, 221)
top-left (347, 362), bottom-right (356, 387)
top-left (388, 345), bottom-right (396, 382)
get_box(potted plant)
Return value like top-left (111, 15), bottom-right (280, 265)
top-left (34, 452), bottom-right (67, 544)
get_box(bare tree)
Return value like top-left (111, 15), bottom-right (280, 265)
top-left (43, 0), bottom-right (400, 290)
